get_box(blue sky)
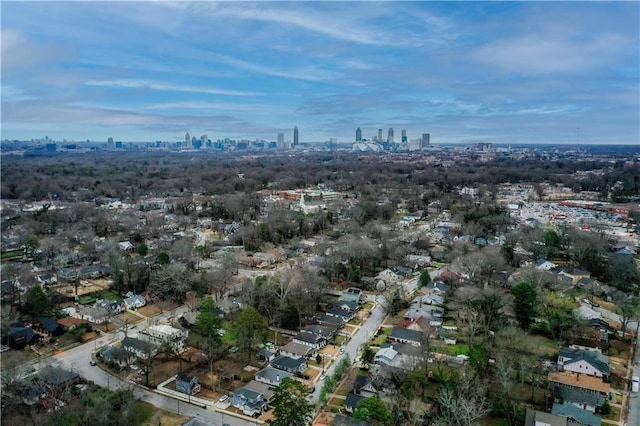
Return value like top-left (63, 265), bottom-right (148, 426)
top-left (1, 1), bottom-right (638, 144)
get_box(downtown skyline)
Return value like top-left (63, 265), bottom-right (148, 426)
top-left (1, 1), bottom-right (638, 145)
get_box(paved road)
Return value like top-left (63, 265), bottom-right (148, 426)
top-left (50, 305), bottom-right (254, 426)
top-left (625, 322), bottom-right (640, 426)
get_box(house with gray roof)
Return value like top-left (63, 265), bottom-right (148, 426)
top-left (122, 336), bottom-right (158, 359)
top-left (293, 331), bottom-right (327, 349)
top-left (302, 324), bottom-right (337, 339)
top-left (271, 355), bottom-right (307, 374)
top-left (524, 409), bottom-right (568, 426)
top-left (280, 341), bottom-right (315, 359)
top-left (553, 386), bottom-right (605, 413)
top-left (231, 385), bottom-right (268, 417)
top-left (123, 294), bottom-right (146, 310)
top-left (552, 402), bottom-right (601, 426)
top-left (344, 393), bottom-right (366, 413)
top-left (254, 366), bottom-right (293, 387)
top-left (388, 327), bottom-right (425, 347)
top-left (99, 345), bottom-right (135, 368)
top-left (558, 348), bottom-right (610, 379)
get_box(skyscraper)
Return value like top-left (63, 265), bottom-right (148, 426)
top-left (401, 130), bottom-right (407, 143)
top-left (421, 133), bottom-right (430, 149)
top-left (378, 129), bottom-right (383, 142)
top-left (293, 126), bottom-right (299, 147)
top-left (107, 137), bottom-right (114, 149)
top-left (277, 132), bottom-right (284, 148)
top-left (388, 128), bottom-right (394, 143)
top-left (355, 127), bottom-right (362, 142)
top-left (185, 132), bottom-right (191, 147)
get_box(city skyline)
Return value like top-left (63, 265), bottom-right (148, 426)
top-left (1, 1), bottom-right (638, 145)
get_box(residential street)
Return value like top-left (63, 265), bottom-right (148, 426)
top-left (626, 323), bottom-right (640, 426)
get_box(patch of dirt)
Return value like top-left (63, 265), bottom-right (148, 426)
top-left (137, 305), bottom-right (162, 317)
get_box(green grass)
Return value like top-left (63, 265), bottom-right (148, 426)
top-left (362, 302), bottom-right (374, 311)
top-left (101, 291), bottom-right (122, 302)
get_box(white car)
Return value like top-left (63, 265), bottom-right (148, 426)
top-left (218, 395), bottom-right (229, 403)
top-left (339, 348), bottom-right (345, 354)
top-left (632, 376), bottom-right (639, 393)
top-left (129, 364), bottom-right (139, 371)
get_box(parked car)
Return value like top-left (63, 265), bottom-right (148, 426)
top-left (130, 364), bottom-right (139, 371)
top-left (218, 395), bottom-right (229, 403)
top-left (89, 360), bottom-right (97, 366)
top-left (632, 376), bottom-right (639, 393)
top-left (339, 347), bottom-right (345, 354)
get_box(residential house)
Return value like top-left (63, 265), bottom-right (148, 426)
top-left (536, 258), bottom-right (557, 271)
top-left (341, 287), bottom-right (366, 304)
top-left (6, 324), bottom-right (38, 349)
top-left (257, 348), bottom-right (276, 362)
top-left (587, 319), bottom-right (615, 336)
top-left (352, 375), bottom-right (377, 397)
top-left (392, 266), bottom-right (412, 277)
top-left (122, 336), bottom-right (158, 360)
top-left (231, 385), bottom-right (268, 417)
top-left (388, 327), bottom-right (425, 347)
top-left (118, 241), bottom-right (135, 252)
top-left (141, 324), bottom-right (188, 353)
top-left (254, 366), bottom-right (293, 387)
top-left (332, 300), bottom-right (359, 313)
top-left (425, 281), bottom-right (450, 295)
top-left (176, 373), bottom-right (201, 395)
top-left (374, 346), bottom-right (398, 366)
top-left (396, 316), bottom-right (431, 334)
top-left (558, 348), bottom-right (610, 380)
top-left (548, 372), bottom-right (611, 412)
top-left (559, 269), bottom-right (591, 285)
top-left (98, 345), bottom-right (135, 368)
top-left (271, 355), bottom-right (307, 374)
top-left (302, 324), bottom-right (337, 340)
top-left (73, 306), bottom-right (109, 324)
top-left (552, 402), bottom-right (602, 426)
top-left (32, 318), bottom-right (64, 337)
top-left (36, 366), bottom-right (80, 392)
top-left (123, 294), bottom-right (146, 310)
top-left (280, 341), bottom-right (315, 359)
top-left (293, 331), bottom-right (327, 349)
top-left (326, 307), bottom-right (356, 322)
top-left (216, 297), bottom-right (242, 315)
top-left (318, 314), bottom-right (346, 328)
top-left (95, 299), bottom-right (123, 315)
top-left (376, 269), bottom-right (399, 284)
top-left (36, 273), bottom-right (57, 286)
top-left (57, 316), bottom-right (88, 331)
top-left (524, 408), bottom-right (568, 426)
top-left (569, 338), bottom-right (608, 354)
top-left (344, 393), bottom-right (366, 414)
top-left (79, 264), bottom-right (111, 279)
top-left (413, 293), bottom-right (444, 306)
top-left (243, 380), bottom-right (275, 404)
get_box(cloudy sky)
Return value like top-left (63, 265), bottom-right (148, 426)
top-left (1, 1), bottom-right (638, 144)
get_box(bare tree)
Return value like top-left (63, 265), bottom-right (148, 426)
top-left (433, 379), bottom-right (490, 426)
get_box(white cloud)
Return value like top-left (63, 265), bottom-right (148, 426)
top-left (84, 79), bottom-right (262, 97)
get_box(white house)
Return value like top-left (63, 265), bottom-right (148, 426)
top-left (141, 324), bottom-right (188, 353)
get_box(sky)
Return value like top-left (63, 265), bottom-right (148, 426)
top-left (1, 1), bottom-right (639, 145)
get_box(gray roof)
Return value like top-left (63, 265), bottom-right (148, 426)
top-left (389, 327), bottom-right (425, 343)
top-left (122, 336), bottom-right (157, 353)
top-left (294, 331), bottom-right (325, 344)
top-left (559, 348), bottom-right (610, 374)
top-left (344, 393), bottom-right (366, 409)
top-left (552, 402), bottom-right (601, 426)
top-left (271, 355), bottom-right (306, 371)
top-left (255, 366), bottom-right (293, 383)
top-left (524, 409), bottom-right (567, 426)
top-left (555, 386), bottom-right (605, 408)
top-left (303, 324), bottom-right (336, 338)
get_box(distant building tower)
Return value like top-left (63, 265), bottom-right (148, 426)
top-left (388, 128), bottom-right (394, 143)
top-left (378, 129), bottom-right (383, 142)
top-left (401, 130), bottom-right (407, 143)
top-left (293, 126), bottom-right (299, 147)
top-left (421, 133), bottom-right (430, 149)
top-left (277, 132), bottom-right (284, 147)
top-left (185, 132), bottom-right (191, 147)
top-left (107, 137), bottom-right (114, 149)
top-left (355, 127), bottom-right (362, 142)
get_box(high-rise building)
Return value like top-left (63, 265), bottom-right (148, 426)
top-left (355, 127), bottom-right (362, 142)
top-left (401, 130), bottom-right (407, 143)
top-left (107, 137), bottom-right (114, 149)
top-left (201, 134), bottom-right (207, 145)
top-left (421, 133), bottom-right (430, 149)
top-left (185, 132), bottom-right (191, 147)
top-left (277, 132), bottom-right (284, 147)
top-left (378, 129), bottom-right (383, 142)
top-left (293, 126), bottom-right (299, 147)
top-left (388, 128), bottom-right (394, 143)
